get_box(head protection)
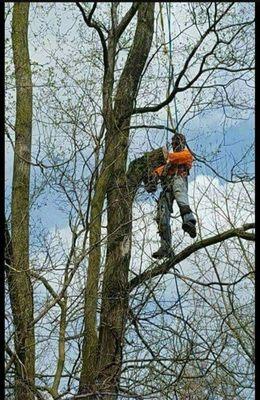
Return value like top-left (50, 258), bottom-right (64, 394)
top-left (171, 132), bottom-right (186, 150)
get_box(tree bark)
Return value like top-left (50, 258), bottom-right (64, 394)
top-left (78, 4), bottom-right (154, 398)
top-left (79, 20), bottom-right (118, 393)
top-left (79, 149), bottom-right (117, 393)
top-left (8, 4), bottom-right (35, 399)
top-left (96, 4), bottom-right (155, 398)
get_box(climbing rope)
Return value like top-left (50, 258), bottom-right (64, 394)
top-left (166, 2), bottom-right (179, 130)
top-left (160, 3), bottom-right (179, 149)
top-left (163, 5), bottom-right (214, 397)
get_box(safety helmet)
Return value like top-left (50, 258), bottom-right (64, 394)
top-left (171, 133), bottom-right (186, 149)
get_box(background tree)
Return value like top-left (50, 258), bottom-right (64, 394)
top-left (5, 3), bottom-right (35, 400)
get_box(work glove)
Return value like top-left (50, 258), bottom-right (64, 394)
top-left (144, 176), bottom-right (158, 193)
top-left (161, 163), bottom-right (171, 177)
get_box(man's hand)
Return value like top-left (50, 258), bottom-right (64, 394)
top-left (161, 163), bottom-right (171, 177)
top-left (144, 176), bottom-right (158, 193)
top-left (162, 146), bottom-right (168, 161)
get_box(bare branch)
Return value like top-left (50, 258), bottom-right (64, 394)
top-left (133, 3), bottom-right (237, 115)
top-left (114, 2), bottom-right (139, 41)
top-left (75, 2), bottom-right (108, 72)
top-left (129, 223), bottom-right (255, 290)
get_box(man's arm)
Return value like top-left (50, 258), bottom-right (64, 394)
top-left (162, 146), bottom-right (168, 161)
top-left (167, 149), bottom-right (193, 165)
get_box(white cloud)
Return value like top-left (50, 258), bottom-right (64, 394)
top-left (130, 174), bottom-right (254, 280)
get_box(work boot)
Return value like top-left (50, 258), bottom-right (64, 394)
top-left (152, 244), bottom-right (174, 259)
top-left (182, 220), bottom-right (197, 238)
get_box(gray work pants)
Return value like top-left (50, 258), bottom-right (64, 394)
top-left (156, 175), bottom-right (196, 247)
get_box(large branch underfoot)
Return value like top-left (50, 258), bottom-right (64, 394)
top-left (129, 223), bottom-right (255, 291)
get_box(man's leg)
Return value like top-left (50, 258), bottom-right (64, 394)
top-left (152, 191), bottom-right (174, 259)
top-left (172, 176), bottom-right (197, 238)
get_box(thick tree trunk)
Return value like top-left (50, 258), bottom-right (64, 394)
top-left (79, 12), bottom-right (118, 393)
top-left (78, 4), bottom-right (154, 398)
top-left (96, 126), bottom-right (133, 397)
top-left (9, 4), bottom-right (35, 399)
top-left (79, 147), bottom-right (117, 393)
top-left (95, 144), bottom-right (161, 399)
top-left (96, 4), bottom-right (155, 398)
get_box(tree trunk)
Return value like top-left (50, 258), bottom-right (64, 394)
top-left (78, 4), bottom-right (154, 398)
top-left (79, 13), bottom-right (118, 393)
top-left (79, 147), bottom-right (117, 393)
top-left (96, 4), bottom-right (155, 398)
top-left (9, 4), bottom-right (35, 399)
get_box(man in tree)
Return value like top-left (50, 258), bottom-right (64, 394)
top-left (146, 133), bottom-right (197, 259)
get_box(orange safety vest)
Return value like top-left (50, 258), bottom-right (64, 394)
top-left (153, 148), bottom-right (194, 177)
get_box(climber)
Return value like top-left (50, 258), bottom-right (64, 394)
top-left (145, 132), bottom-right (197, 259)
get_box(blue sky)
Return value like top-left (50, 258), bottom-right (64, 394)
top-left (5, 2), bottom-right (254, 234)
top-left (5, 111), bottom-right (254, 233)
top-left (39, 118), bottom-right (253, 236)
top-left (4, 1), bottom-right (255, 259)
top-left (188, 114), bottom-right (254, 180)
top-left (5, 5), bottom-right (255, 397)
top-left (129, 112), bottom-right (254, 176)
